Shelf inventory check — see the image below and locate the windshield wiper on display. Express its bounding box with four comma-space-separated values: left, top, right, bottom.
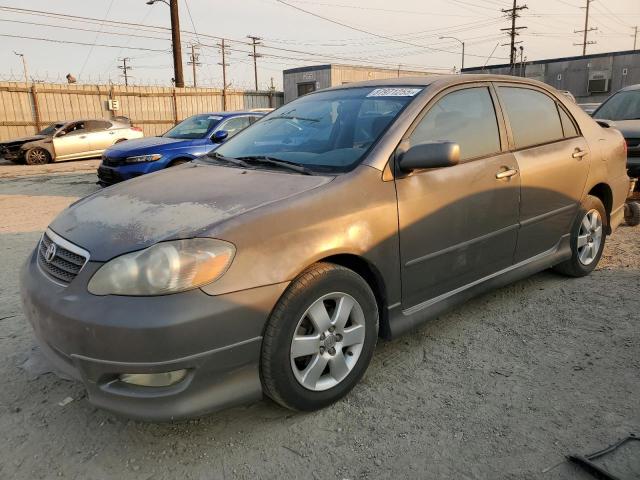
206, 151, 251, 168
236, 156, 315, 175
264, 115, 319, 123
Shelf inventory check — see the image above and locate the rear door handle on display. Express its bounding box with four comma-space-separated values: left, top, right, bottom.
572, 148, 588, 159
496, 168, 518, 179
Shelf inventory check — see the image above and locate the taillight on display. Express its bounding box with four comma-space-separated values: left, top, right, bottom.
132, 126, 143, 132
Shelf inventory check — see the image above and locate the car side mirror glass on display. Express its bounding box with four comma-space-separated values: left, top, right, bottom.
397, 141, 460, 172
212, 130, 229, 143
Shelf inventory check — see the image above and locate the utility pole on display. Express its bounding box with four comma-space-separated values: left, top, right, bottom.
574, 0, 597, 56
519, 46, 525, 77
501, 0, 528, 70
187, 44, 201, 88
217, 39, 229, 110
13, 51, 29, 83
118, 57, 132, 86
146, 0, 184, 87
247, 35, 262, 91
439, 36, 465, 71
633, 26, 638, 50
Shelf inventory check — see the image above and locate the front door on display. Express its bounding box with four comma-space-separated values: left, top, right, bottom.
395, 85, 521, 308
53, 121, 91, 159
495, 85, 591, 261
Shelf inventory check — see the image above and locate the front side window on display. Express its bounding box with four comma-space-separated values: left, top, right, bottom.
593, 89, 640, 121
39, 123, 64, 136
214, 86, 421, 172
409, 87, 501, 161
499, 87, 564, 149
219, 117, 251, 138
163, 115, 222, 140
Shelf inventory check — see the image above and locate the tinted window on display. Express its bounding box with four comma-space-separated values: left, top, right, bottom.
558, 106, 578, 138
409, 87, 501, 161
85, 120, 112, 131
499, 87, 564, 149
220, 116, 251, 138
593, 89, 640, 121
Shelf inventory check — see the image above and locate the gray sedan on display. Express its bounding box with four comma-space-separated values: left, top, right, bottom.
20, 75, 628, 420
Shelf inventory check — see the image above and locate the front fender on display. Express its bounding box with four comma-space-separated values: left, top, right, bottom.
21, 139, 54, 157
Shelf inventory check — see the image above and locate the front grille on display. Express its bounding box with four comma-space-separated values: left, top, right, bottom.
37, 232, 87, 285
97, 166, 124, 185
102, 155, 124, 167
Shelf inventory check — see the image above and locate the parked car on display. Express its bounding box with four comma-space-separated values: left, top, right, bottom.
21, 75, 628, 421
592, 84, 640, 180
0, 118, 143, 165
97, 111, 264, 186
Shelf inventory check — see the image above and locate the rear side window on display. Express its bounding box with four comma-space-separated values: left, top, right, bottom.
409, 87, 501, 161
499, 87, 564, 149
557, 106, 578, 138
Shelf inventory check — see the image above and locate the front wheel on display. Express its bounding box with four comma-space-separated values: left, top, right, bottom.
24, 147, 51, 165
260, 263, 378, 411
554, 195, 607, 277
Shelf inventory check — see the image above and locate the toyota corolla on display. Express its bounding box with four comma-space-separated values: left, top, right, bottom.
21, 75, 628, 421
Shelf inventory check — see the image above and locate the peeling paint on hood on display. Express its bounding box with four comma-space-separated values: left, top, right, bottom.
49, 163, 333, 261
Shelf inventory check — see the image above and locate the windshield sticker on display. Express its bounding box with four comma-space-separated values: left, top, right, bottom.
367, 88, 422, 98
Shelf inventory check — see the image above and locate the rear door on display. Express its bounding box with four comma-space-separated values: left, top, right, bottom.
495, 84, 590, 261
87, 120, 116, 152
395, 84, 521, 308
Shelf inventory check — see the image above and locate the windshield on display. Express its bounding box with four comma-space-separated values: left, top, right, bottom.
594, 89, 640, 121
39, 123, 64, 136
163, 114, 223, 139
214, 86, 422, 172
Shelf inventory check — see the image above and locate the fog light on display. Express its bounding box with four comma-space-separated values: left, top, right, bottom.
119, 369, 187, 387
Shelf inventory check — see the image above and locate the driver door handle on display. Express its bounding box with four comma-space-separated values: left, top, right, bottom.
496, 168, 518, 179
572, 148, 588, 159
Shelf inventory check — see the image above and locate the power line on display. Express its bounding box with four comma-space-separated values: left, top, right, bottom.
78, 0, 115, 78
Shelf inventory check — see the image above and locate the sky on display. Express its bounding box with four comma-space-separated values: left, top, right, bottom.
0, 0, 639, 90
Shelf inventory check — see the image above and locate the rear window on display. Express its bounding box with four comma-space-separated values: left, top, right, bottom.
557, 106, 578, 138
499, 87, 564, 149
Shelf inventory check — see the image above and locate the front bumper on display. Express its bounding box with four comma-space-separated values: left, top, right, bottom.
20, 246, 288, 421
97, 160, 167, 186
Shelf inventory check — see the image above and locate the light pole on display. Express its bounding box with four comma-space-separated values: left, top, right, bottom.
439, 36, 465, 71
146, 0, 184, 88
13, 51, 29, 83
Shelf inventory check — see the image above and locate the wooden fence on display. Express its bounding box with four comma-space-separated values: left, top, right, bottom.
0, 82, 284, 141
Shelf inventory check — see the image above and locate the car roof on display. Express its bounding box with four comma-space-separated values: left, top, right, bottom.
321, 74, 561, 92
619, 83, 640, 92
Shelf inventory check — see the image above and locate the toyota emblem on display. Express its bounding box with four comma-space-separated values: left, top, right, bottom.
44, 243, 57, 263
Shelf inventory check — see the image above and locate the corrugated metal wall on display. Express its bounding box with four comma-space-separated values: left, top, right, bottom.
0, 82, 284, 141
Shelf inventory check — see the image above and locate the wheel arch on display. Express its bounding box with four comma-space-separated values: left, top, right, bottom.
166, 156, 194, 167
586, 182, 613, 233
318, 253, 391, 339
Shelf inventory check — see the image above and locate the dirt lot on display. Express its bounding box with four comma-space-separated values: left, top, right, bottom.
0, 164, 638, 480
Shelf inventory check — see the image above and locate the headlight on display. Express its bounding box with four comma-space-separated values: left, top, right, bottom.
125, 153, 162, 163
88, 238, 235, 296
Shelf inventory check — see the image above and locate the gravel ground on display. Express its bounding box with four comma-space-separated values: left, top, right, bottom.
0, 170, 638, 480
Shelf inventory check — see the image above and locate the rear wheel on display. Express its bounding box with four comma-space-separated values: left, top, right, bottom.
260, 263, 378, 411
624, 202, 640, 227
24, 147, 51, 165
554, 195, 607, 277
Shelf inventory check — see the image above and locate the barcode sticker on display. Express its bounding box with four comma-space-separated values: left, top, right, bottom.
367, 88, 422, 97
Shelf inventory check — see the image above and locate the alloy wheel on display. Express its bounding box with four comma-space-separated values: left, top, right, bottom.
577, 208, 603, 266
290, 292, 366, 391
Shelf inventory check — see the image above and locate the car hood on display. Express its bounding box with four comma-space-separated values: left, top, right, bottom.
49, 162, 333, 261
596, 119, 640, 138
106, 136, 206, 156
0, 135, 48, 147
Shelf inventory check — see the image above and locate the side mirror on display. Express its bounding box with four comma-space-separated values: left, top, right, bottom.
56, 130, 66, 137
397, 141, 460, 172
212, 130, 229, 143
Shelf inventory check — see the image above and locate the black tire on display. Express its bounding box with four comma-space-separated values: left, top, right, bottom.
168, 158, 190, 167
260, 262, 378, 411
554, 195, 607, 277
24, 147, 51, 165
624, 201, 640, 227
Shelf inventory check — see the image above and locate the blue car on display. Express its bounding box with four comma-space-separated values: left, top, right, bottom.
97, 111, 265, 186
